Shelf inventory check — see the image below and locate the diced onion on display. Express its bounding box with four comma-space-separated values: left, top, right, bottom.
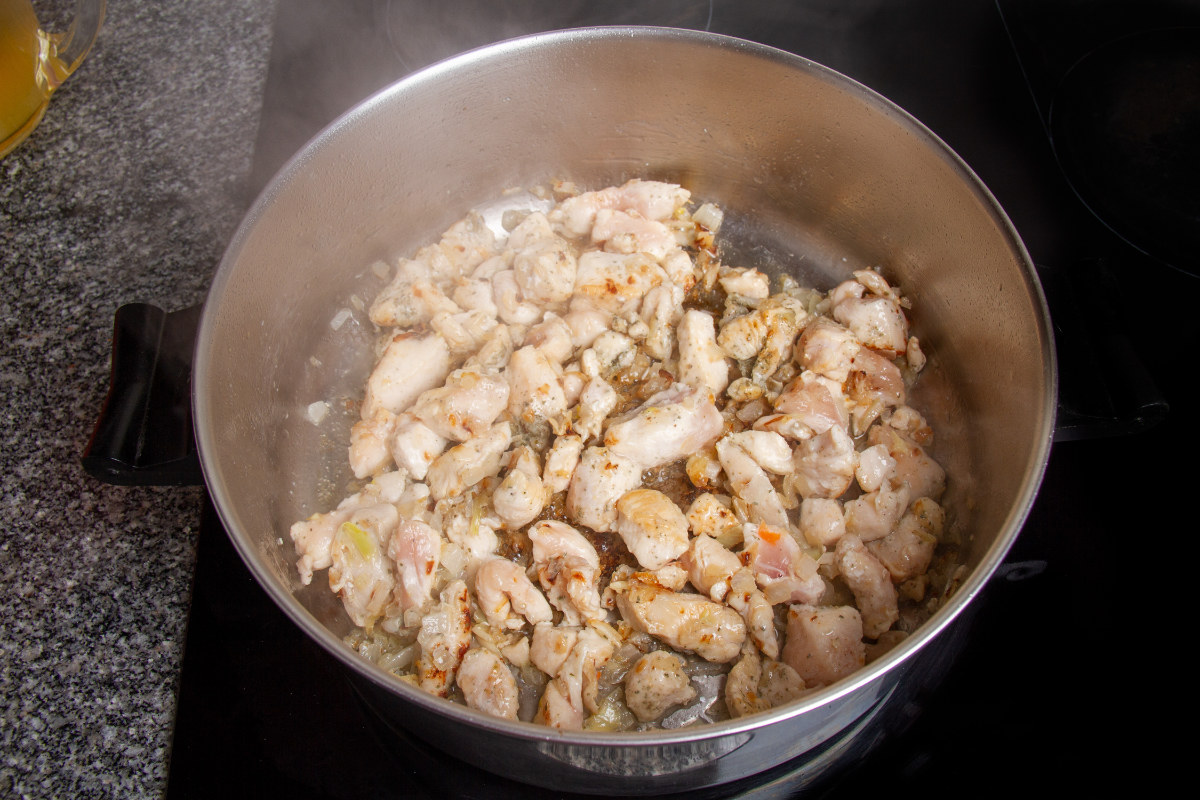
305, 401, 329, 425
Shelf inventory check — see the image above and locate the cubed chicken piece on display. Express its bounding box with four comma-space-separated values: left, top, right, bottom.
528, 520, 605, 625
752, 413, 816, 442
525, 313, 575, 364
533, 626, 615, 730
474, 556, 554, 630
846, 347, 906, 408
462, 322, 516, 373
842, 484, 910, 543
832, 289, 908, 356
855, 443, 897, 493
436, 492, 499, 566
430, 309, 499, 358
679, 534, 742, 602
389, 412, 448, 482
361, 332, 452, 419
542, 434, 584, 494
834, 534, 899, 639
615, 489, 691, 571
798, 497, 846, 548
328, 504, 399, 629
794, 318, 860, 384
685, 447, 724, 492
412, 368, 510, 442
290, 507, 350, 586
725, 567, 781, 659
722, 430, 794, 475
615, 179, 692, 221
530, 622, 579, 679
437, 210, 499, 277
348, 408, 397, 479
457, 648, 520, 720
562, 297, 612, 350
661, 249, 698, 291
493, 446, 548, 530
491, 269, 541, 326
513, 236, 577, 305
580, 330, 636, 379
506, 345, 569, 432
387, 517, 442, 613
791, 426, 856, 500
506, 208, 556, 250
451, 277, 498, 319
369, 250, 459, 328
725, 645, 806, 719
624, 650, 697, 723
416, 580, 472, 698
773, 370, 849, 435
425, 421, 512, 501
614, 578, 746, 664
573, 251, 667, 316
715, 434, 790, 530
867, 425, 946, 501
685, 493, 741, 545
565, 446, 644, 533
592, 208, 677, 261
866, 498, 943, 582
781, 604, 866, 687
639, 282, 685, 361
676, 309, 730, 396
605, 382, 724, 469
741, 522, 825, 605
290, 472, 411, 585
574, 376, 618, 443
718, 267, 770, 300
550, 179, 690, 237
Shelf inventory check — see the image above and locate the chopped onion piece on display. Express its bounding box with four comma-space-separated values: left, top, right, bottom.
305, 401, 329, 425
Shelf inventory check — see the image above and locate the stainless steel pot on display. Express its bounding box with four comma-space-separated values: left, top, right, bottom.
192, 26, 1055, 795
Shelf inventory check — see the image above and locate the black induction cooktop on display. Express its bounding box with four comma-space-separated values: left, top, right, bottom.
157, 1, 1187, 797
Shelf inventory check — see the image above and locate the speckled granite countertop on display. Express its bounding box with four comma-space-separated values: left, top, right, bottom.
1, 2, 276, 796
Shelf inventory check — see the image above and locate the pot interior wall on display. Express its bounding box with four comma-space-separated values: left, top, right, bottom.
196, 27, 1052, 715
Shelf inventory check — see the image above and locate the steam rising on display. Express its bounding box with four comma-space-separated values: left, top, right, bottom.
250, 0, 714, 192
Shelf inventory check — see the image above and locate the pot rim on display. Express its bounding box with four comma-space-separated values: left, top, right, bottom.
194, 24, 1057, 746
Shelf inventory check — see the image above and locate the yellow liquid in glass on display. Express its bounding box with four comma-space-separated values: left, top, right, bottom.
1, 0, 53, 156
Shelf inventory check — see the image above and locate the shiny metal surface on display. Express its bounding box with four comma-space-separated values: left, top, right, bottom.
192, 27, 1055, 794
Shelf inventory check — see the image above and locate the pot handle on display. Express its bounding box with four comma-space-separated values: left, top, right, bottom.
1047, 258, 1168, 442
81, 302, 205, 486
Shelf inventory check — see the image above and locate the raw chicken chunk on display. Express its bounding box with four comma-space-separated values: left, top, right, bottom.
361, 332, 451, 419
725, 644, 806, 718
415, 580, 472, 697
565, 446, 644, 533
834, 534, 898, 639
624, 650, 697, 722
475, 556, 554, 630
457, 648, 520, 720
676, 309, 731, 396
615, 489, 691, 571
614, 577, 746, 664
781, 604, 866, 687
412, 368, 510, 442
328, 505, 398, 629
425, 421, 512, 501
388, 517, 442, 613
528, 520, 605, 625
605, 382, 724, 469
